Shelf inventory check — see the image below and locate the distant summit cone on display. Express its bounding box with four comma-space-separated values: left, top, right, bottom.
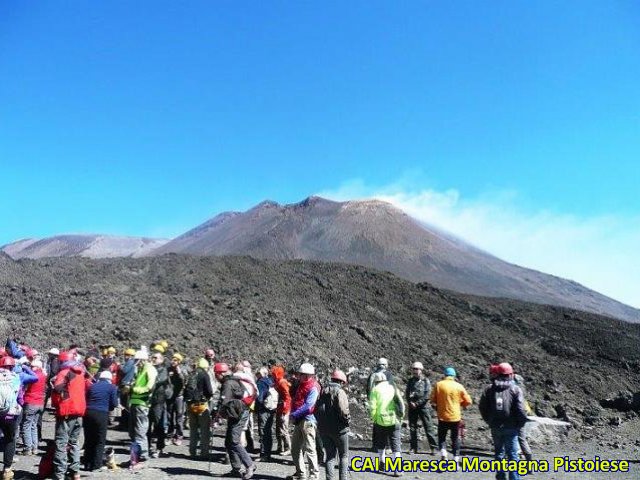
151, 196, 639, 322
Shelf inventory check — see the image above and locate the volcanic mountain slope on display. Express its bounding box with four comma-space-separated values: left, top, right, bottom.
1, 255, 639, 431
2, 235, 168, 259
152, 196, 640, 323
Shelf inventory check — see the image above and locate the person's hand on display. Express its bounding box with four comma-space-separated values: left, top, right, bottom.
409, 402, 417, 409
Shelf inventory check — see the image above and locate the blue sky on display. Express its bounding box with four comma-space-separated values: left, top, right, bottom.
1, 2, 639, 306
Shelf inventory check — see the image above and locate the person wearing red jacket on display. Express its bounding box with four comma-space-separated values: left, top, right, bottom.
271, 365, 292, 455
21, 359, 47, 455
51, 351, 90, 480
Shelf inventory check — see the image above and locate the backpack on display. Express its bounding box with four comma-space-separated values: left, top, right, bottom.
316, 385, 348, 431
264, 386, 279, 411
38, 441, 56, 479
0, 369, 20, 417
184, 371, 203, 403
236, 376, 257, 407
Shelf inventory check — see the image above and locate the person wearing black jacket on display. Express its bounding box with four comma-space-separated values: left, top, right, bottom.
405, 362, 437, 454
479, 363, 529, 480
147, 353, 172, 458
167, 353, 186, 445
317, 370, 351, 480
185, 358, 213, 459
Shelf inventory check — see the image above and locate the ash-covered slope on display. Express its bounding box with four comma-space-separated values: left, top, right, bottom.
3, 235, 168, 259
152, 197, 640, 323
1, 255, 639, 429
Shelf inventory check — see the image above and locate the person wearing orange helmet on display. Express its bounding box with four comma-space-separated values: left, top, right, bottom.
316, 369, 351, 480
479, 362, 529, 480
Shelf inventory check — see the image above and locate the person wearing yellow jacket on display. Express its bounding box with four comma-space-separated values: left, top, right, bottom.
128, 350, 158, 468
369, 372, 405, 477
430, 367, 472, 463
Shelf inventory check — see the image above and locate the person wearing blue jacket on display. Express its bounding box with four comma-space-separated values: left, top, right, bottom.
256, 367, 276, 461
84, 371, 119, 471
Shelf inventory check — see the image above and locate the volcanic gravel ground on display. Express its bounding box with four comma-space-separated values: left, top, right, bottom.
6, 409, 639, 479
1, 255, 639, 447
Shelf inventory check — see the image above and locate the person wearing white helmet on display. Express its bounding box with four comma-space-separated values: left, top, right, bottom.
405, 361, 437, 454
367, 357, 395, 395
84, 370, 119, 471
369, 371, 405, 477
128, 350, 157, 469
286, 363, 320, 480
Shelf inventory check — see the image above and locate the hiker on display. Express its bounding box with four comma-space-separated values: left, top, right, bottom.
479, 362, 529, 480
405, 361, 437, 454
256, 366, 278, 461
216, 362, 256, 479
317, 369, 351, 480
51, 351, 89, 480
203, 349, 220, 416
83, 370, 119, 471
367, 357, 394, 395
118, 348, 136, 427
167, 352, 186, 445
271, 365, 292, 455
369, 371, 405, 477
238, 361, 257, 453
21, 358, 47, 456
287, 363, 320, 480
185, 358, 214, 459
0, 356, 37, 480
148, 352, 171, 458
128, 349, 157, 469
513, 370, 533, 461
430, 366, 472, 463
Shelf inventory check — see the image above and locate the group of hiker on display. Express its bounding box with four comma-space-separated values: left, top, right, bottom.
0, 338, 533, 480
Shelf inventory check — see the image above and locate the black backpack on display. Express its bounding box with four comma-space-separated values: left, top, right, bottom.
316, 385, 347, 432
184, 371, 203, 403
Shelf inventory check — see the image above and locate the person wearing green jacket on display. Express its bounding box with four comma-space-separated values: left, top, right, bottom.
369, 372, 405, 477
128, 350, 158, 468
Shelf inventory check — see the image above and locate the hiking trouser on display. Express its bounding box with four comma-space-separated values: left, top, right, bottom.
242, 411, 255, 451
226, 410, 254, 471
322, 431, 349, 480
276, 413, 291, 452
408, 407, 437, 451
0, 417, 18, 469
23, 404, 43, 452
372, 423, 401, 453
437, 420, 460, 456
518, 426, 532, 460
83, 409, 109, 471
129, 405, 150, 461
187, 407, 211, 457
257, 410, 275, 457
491, 427, 521, 480
291, 419, 319, 478
168, 395, 185, 438
54, 415, 81, 480
147, 403, 167, 453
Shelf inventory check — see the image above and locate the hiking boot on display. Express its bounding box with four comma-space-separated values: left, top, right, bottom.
131, 461, 147, 471
2, 469, 14, 480
172, 437, 183, 446
280, 450, 291, 456
150, 450, 164, 459
439, 449, 448, 460
223, 469, 242, 478
243, 464, 256, 480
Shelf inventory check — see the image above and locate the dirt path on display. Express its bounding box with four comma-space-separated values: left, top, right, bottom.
7, 411, 638, 479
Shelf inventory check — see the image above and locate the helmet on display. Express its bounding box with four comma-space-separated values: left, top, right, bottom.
124, 348, 136, 356
242, 360, 251, 368
411, 361, 424, 370
28, 349, 39, 358
489, 364, 500, 377
444, 367, 457, 377
377, 358, 388, 367
0, 357, 16, 368
59, 351, 73, 363
298, 363, 315, 375
152, 344, 165, 354
48, 348, 60, 356
172, 353, 184, 363
214, 362, 229, 374
99, 370, 113, 381
198, 358, 209, 370
331, 369, 347, 384
372, 371, 386, 383
205, 348, 215, 358
134, 350, 149, 361
101, 348, 109, 356
497, 362, 514, 375
0, 348, 6, 357
159, 340, 169, 349
107, 347, 116, 355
